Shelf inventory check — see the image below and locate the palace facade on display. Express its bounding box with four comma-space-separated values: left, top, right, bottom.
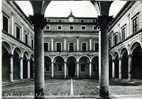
43, 14, 99, 79
2, 0, 34, 82
108, 1, 142, 80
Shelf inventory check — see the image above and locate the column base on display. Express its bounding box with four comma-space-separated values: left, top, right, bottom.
35, 88, 45, 99
99, 86, 110, 99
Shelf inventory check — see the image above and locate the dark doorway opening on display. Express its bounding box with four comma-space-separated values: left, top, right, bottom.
67, 57, 76, 78
132, 43, 142, 79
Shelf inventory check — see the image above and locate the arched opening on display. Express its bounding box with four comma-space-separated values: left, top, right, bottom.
30, 56, 34, 79
79, 56, 90, 78
92, 56, 99, 79
121, 49, 128, 79
13, 48, 21, 80
44, 56, 51, 79
67, 56, 76, 78
114, 53, 119, 78
23, 52, 28, 79
54, 56, 64, 78
131, 43, 142, 79
109, 55, 112, 79
2, 42, 10, 82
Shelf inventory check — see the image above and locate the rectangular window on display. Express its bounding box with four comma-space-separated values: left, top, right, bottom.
114, 35, 117, 45
82, 43, 87, 51
58, 64, 62, 71
69, 43, 74, 52
58, 26, 62, 30
16, 26, 21, 40
3, 15, 8, 33
121, 25, 126, 41
132, 16, 138, 34
25, 34, 28, 44
44, 43, 49, 51
81, 26, 86, 30
57, 43, 61, 52
95, 42, 98, 52
31, 39, 34, 48
70, 26, 74, 30
81, 64, 85, 72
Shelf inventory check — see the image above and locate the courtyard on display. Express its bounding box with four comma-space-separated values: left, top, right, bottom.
2, 79, 142, 99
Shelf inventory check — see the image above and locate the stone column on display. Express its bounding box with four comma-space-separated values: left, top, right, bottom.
89, 62, 92, 78
128, 54, 132, 80
51, 60, 54, 78
20, 57, 23, 79
98, 15, 113, 98
77, 37, 79, 51
64, 62, 67, 78
10, 54, 14, 82
76, 61, 79, 78
51, 38, 54, 51
64, 39, 67, 51
30, 15, 46, 98
119, 57, 122, 79
112, 60, 115, 78
27, 59, 31, 79
89, 39, 92, 51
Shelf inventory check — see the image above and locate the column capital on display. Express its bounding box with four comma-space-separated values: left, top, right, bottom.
29, 14, 47, 29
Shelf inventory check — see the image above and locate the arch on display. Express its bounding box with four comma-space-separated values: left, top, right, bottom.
131, 42, 142, 54
54, 56, 64, 78
2, 41, 11, 54
2, 43, 11, 82
13, 47, 21, 56
121, 48, 128, 79
79, 56, 90, 78
114, 52, 119, 78
78, 55, 91, 62
67, 56, 76, 78
23, 52, 28, 79
92, 56, 99, 79
13, 48, 21, 80
131, 43, 142, 79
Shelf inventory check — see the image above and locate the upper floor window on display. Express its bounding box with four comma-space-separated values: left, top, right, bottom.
93, 25, 97, 30
109, 38, 111, 48
31, 39, 34, 48
114, 34, 118, 45
69, 43, 74, 52
44, 43, 49, 51
81, 20, 84, 23
16, 26, 21, 40
121, 25, 126, 41
82, 43, 87, 51
70, 26, 74, 30
25, 34, 28, 44
56, 42, 61, 52
132, 16, 138, 34
57, 26, 62, 30
46, 26, 50, 30
3, 15, 9, 33
95, 42, 99, 52
81, 26, 86, 30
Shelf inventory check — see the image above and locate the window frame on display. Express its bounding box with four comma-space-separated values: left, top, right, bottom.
81, 42, 87, 52
56, 42, 62, 52
68, 42, 74, 52
15, 24, 21, 40
44, 42, 49, 52
3, 14, 9, 33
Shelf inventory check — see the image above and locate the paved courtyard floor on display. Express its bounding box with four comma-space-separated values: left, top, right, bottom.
2, 79, 142, 99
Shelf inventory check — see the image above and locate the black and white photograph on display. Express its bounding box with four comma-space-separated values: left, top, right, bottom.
1, 0, 142, 99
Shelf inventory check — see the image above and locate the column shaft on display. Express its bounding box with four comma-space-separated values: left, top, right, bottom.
20, 57, 23, 79
77, 62, 79, 78
89, 62, 92, 78
128, 54, 132, 80
10, 55, 14, 82
28, 60, 30, 79
112, 60, 115, 78
119, 58, 122, 79
64, 62, 67, 78
51, 62, 54, 78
